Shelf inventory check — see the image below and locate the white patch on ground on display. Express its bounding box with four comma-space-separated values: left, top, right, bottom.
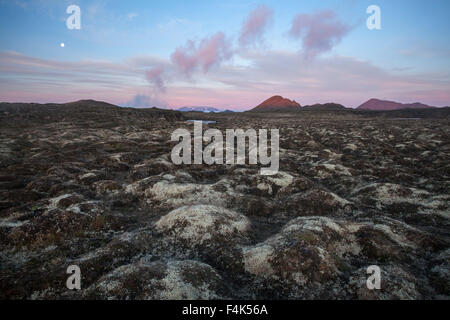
125, 176, 156, 196
313, 163, 352, 178
288, 216, 345, 234
329, 192, 352, 206
146, 179, 236, 207
78, 172, 96, 180
323, 149, 342, 160
47, 193, 74, 210
256, 171, 294, 194
352, 183, 432, 209
155, 205, 250, 245
379, 184, 449, 218
373, 224, 416, 249
242, 245, 275, 276
241, 216, 363, 281
90, 259, 222, 300
418, 195, 450, 218
344, 143, 358, 151
162, 174, 175, 180
158, 260, 222, 300
65, 201, 103, 217
0, 219, 26, 228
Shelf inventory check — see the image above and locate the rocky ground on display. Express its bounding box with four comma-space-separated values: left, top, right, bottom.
0, 101, 449, 299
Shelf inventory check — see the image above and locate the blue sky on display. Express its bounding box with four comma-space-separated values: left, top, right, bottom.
0, 0, 449, 109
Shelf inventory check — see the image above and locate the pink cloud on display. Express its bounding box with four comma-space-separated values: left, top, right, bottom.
239, 4, 274, 47
145, 66, 165, 92
170, 32, 232, 76
289, 10, 351, 58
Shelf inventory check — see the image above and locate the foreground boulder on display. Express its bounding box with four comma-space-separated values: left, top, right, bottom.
155, 205, 250, 246
241, 216, 442, 299
84, 259, 223, 299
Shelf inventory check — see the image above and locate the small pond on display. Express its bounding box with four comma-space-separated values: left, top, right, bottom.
186, 120, 217, 124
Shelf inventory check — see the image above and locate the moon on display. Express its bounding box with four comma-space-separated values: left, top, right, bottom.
60, 43, 65, 48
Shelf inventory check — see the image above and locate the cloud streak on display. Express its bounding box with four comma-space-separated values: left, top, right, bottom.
289, 10, 351, 58
0, 51, 168, 106
1, 46, 449, 110
239, 4, 273, 48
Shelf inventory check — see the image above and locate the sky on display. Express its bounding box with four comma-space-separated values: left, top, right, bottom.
0, 0, 449, 110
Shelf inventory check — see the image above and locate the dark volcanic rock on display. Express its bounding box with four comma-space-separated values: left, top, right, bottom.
0, 101, 449, 300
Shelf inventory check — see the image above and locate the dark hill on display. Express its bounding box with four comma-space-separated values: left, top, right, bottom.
302, 103, 347, 111
0, 100, 184, 128
358, 98, 435, 111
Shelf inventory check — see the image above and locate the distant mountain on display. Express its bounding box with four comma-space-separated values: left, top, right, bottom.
302, 103, 347, 110
250, 95, 301, 111
177, 106, 222, 113
0, 99, 185, 122
357, 98, 435, 111
355, 107, 450, 119
0, 99, 119, 114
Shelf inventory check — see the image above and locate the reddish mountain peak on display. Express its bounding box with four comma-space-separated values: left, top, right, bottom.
252, 95, 301, 111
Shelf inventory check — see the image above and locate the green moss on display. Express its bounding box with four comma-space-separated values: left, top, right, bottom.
296, 231, 317, 243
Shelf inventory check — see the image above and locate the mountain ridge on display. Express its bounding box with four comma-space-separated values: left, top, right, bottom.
357, 98, 435, 111
302, 103, 347, 110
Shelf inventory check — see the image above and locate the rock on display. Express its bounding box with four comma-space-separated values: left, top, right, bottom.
281, 188, 352, 216
429, 249, 450, 295
349, 265, 422, 299
85, 259, 223, 300
93, 180, 123, 195
1, 101, 449, 300
146, 180, 237, 208
242, 217, 359, 287
256, 171, 294, 195
311, 163, 353, 179
155, 205, 250, 246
